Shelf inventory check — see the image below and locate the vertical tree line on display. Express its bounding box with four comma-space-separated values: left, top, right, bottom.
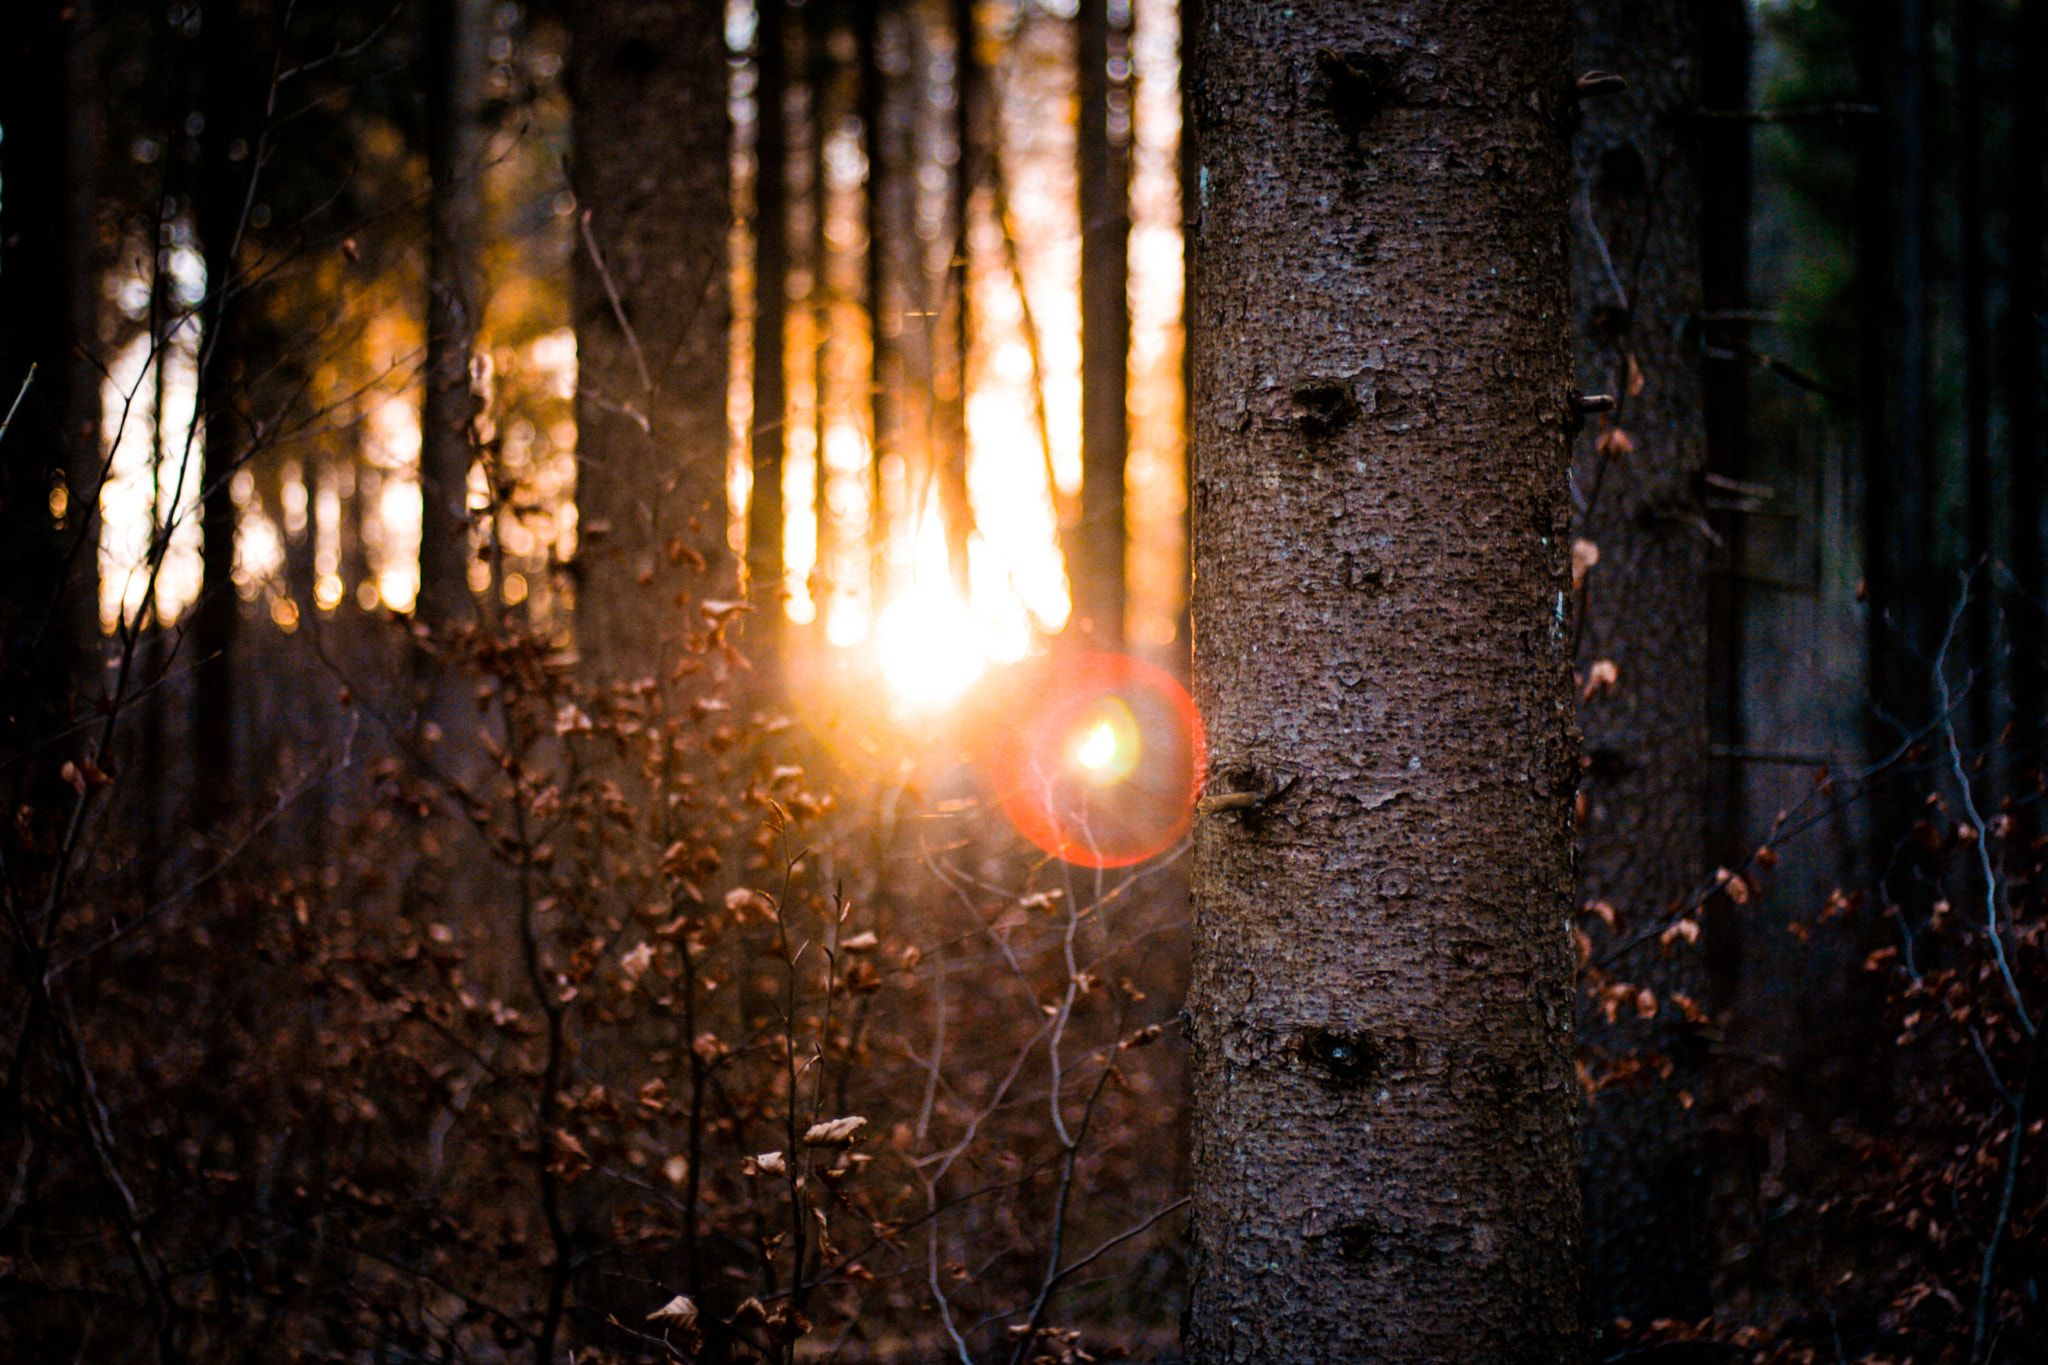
1184, 0, 1582, 1357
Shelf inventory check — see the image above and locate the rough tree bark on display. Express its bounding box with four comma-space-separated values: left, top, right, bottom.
1073, 0, 1130, 651
1568, 0, 1717, 1327
569, 0, 733, 681
1184, 2, 1584, 1359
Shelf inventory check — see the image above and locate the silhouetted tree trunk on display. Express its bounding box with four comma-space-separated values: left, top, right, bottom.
1184, 1, 1582, 1358
1568, 0, 1719, 1330
798, 0, 831, 630
1957, 0, 1993, 748
192, 0, 260, 826
1699, 0, 1751, 925
856, 0, 896, 603
569, 0, 732, 684
0, 0, 104, 765
417, 0, 490, 640
1073, 0, 1129, 651
749, 0, 790, 667
2010, 0, 2044, 788
1856, 0, 1936, 764
937, 0, 977, 597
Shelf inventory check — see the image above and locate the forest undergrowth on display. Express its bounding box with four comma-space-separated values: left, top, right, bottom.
8, 569, 2045, 1364
1, 402, 2042, 1365
2, 531, 1197, 1363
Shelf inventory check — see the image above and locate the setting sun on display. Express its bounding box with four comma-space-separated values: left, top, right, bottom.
874, 584, 985, 706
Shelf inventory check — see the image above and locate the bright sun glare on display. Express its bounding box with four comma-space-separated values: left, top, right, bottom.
1075, 721, 1118, 771
875, 585, 986, 706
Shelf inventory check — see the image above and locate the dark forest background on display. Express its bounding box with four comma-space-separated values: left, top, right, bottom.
1, 0, 2044, 1360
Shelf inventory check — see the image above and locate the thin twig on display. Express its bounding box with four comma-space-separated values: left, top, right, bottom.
575, 204, 656, 411
1931, 570, 2034, 1037
0, 362, 34, 446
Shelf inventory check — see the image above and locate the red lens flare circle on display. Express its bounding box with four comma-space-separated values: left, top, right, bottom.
981, 653, 1204, 868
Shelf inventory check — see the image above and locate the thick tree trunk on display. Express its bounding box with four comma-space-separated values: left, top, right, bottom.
417, 0, 491, 639
1568, 0, 1716, 1328
1184, 3, 1583, 1359
569, 0, 733, 682
1073, 0, 1130, 652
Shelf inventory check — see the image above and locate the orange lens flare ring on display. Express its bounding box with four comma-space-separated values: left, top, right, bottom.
982, 654, 1204, 868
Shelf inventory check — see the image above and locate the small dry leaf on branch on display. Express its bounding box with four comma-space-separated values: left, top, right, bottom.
1570, 538, 1600, 590
1120, 1024, 1165, 1050
746, 1151, 788, 1176
1595, 426, 1636, 460
620, 942, 656, 983
1659, 918, 1701, 947
839, 930, 880, 954
803, 1116, 867, 1147
1626, 353, 1646, 397
1580, 659, 1620, 701
647, 1295, 699, 1328
549, 1130, 591, 1183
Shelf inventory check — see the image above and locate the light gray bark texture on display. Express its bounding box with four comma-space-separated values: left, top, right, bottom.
1184, 1, 1586, 1360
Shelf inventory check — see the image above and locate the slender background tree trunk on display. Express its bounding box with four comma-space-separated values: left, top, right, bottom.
937, 0, 978, 599
857, 0, 897, 606
0, 0, 103, 765
1074, 0, 1130, 652
192, 0, 258, 828
417, 0, 490, 642
1568, 0, 1717, 1328
1184, 2, 1583, 1358
749, 0, 790, 656
2009, 0, 2044, 798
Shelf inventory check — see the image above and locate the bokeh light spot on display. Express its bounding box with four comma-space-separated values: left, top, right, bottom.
1076, 721, 1118, 772
976, 653, 1202, 868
